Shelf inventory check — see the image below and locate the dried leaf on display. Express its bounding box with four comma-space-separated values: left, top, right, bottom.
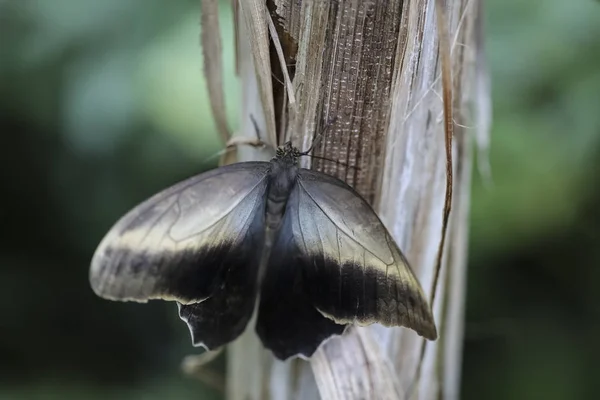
200, 0, 231, 144
412, 0, 456, 393
238, 0, 278, 146
265, 10, 296, 108
432, 0, 455, 320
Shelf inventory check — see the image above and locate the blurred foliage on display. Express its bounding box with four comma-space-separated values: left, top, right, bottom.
0, 0, 598, 399
466, 1, 600, 400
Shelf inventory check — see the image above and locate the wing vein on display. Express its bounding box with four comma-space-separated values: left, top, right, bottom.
295, 191, 309, 253
298, 179, 388, 264
165, 176, 267, 243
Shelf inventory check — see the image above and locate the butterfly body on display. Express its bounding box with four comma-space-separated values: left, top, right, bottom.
264, 145, 299, 231
90, 142, 436, 360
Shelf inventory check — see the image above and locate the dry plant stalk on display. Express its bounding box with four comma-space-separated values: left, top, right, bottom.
200, 0, 231, 144
198, 0, 488, 399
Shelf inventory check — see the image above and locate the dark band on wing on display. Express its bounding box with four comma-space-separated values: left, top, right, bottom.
100, 243, 236, 303
256, 270, 347, 359
90, 162, 270, 305
177, 201, 266, 349
256, 211, 347, 360
178, 249, 261, 350
302, 256, 438, 340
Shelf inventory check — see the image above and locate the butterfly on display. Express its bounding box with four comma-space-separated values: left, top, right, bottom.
89, 142, 437, 360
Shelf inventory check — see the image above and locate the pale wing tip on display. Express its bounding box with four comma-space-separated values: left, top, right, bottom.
88, 251, 151, 304
89, 271, 150, 304
88, 255, 110, 298
408, 305, 438, 340
89, 254, 201, 305
89, 250, 115, 299
88, 238, 115, 296
330, 308, 438, 340
418, 319, 438, 341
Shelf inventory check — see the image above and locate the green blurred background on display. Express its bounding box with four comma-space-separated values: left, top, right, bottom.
1, 0, 599, 399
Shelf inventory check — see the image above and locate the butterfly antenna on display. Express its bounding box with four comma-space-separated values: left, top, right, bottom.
300, 116, 338, 156
299, 135, 322, 156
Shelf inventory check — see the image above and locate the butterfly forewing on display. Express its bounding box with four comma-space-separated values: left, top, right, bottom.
256, 169, 436, 358
299, 170, 436, 338
90, 161, 270, 304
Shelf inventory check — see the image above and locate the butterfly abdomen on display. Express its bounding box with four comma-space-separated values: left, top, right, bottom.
265, 195, 287, 230
265, 160, 298, 230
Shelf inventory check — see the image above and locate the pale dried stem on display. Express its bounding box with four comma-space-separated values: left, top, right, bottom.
213, 1, 487, 399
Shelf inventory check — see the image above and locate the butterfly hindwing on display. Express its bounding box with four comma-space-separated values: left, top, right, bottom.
176, 189, 267, 350
90, 162, 270, 350
256, 169, 436, 359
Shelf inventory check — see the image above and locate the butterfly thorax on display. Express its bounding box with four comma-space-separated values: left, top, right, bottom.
265, 142, 300, 230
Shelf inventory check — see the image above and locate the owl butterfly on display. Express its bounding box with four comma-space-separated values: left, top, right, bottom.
90, 142, 437, 360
